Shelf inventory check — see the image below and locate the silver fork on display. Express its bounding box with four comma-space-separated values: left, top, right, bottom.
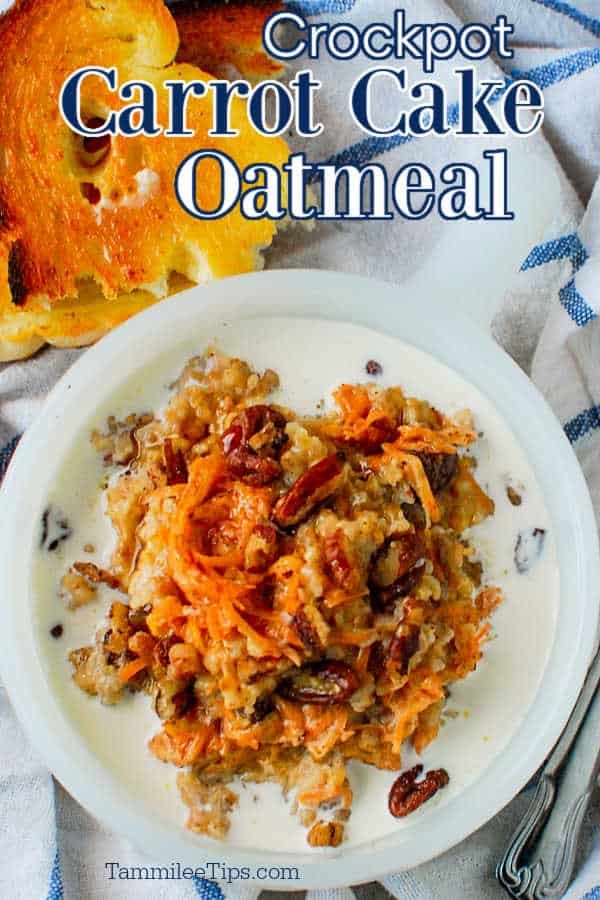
497, 647, 600, 898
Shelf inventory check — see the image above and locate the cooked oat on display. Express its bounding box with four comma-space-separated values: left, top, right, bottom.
60, 569, 97, 609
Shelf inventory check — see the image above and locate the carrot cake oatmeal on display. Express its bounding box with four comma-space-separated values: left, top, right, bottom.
62, 349, 503, 845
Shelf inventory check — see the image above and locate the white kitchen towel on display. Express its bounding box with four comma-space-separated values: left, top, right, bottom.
0, 1, 599, 899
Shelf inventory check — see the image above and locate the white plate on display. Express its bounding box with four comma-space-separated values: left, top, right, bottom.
0, 270, 598, 888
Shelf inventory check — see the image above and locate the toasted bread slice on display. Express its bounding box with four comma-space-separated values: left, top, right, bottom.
174, 1, 285, 82
0, 0, 289, 360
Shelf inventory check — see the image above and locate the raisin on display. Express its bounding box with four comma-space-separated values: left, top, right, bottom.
366, 360, 383, 376
250, 695, 275, 723
417, 453, 458, 493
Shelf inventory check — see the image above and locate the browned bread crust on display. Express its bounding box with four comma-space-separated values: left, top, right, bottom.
0, 0, 289, 360
174, 1, 285, 82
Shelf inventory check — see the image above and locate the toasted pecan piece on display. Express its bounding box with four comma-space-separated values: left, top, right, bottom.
388, 764, 449, 818
307, 819, 344, 847
163, 438, 188, 485
72, 561, 121, 590
272, 454, 345, 528
279, 660, 359, 704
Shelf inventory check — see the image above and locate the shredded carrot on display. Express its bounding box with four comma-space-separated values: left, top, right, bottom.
391, 424, 475, 454
323, 587, 367, 609
304, 707, 352, 761
119, 656, 150, 683
381, 446, 441, 525
333, 384, 373, 422
275, 697, 305, 745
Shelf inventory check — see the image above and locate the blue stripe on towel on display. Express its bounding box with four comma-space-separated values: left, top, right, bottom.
559, 278, 597, 327
512, 48, 600, 90
194, 879, 225, 899
564, 405, 600, 444
0, 435, 19, 480
529, 0, 600, 38
311, 49, 594, 173
521, 232, 588, 273
582, 887, 600, 899
287, 0, 357, 15
46, 850, 64, 900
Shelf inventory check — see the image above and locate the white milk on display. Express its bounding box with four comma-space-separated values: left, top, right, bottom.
33, 318, 558, 852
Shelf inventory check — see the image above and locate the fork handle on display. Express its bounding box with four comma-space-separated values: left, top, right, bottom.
497, 649, 600, 898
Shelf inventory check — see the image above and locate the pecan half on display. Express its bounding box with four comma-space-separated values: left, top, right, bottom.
388, 764, 449, 818
366, 359, 383, 376
417, 452, 458, 494
291, 609, 322, 652
164, 438, 188, 485
223, 405, 287, 485
279, 660, 359, 704
272, 454, 344, 528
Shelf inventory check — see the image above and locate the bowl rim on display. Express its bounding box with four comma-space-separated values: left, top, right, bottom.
0, 269, 598, 889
